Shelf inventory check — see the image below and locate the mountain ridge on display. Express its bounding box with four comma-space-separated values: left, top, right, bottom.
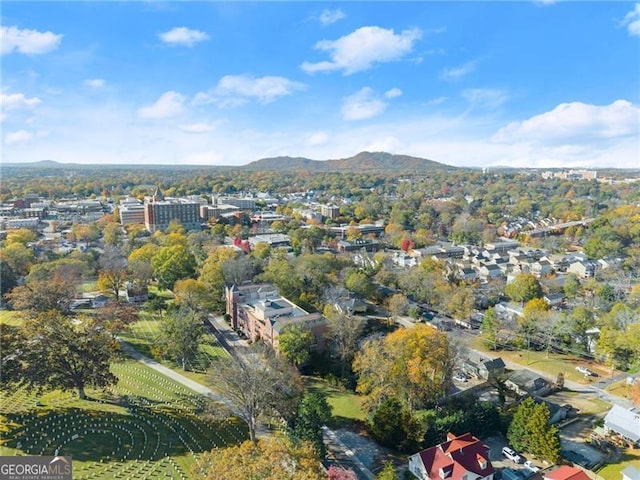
242, 151, 456, 173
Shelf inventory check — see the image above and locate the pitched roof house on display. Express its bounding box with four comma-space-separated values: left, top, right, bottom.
408, 432, 494, 480
621, 465, 640, 480
544, 465, 591, 480
604, 405, 640, 445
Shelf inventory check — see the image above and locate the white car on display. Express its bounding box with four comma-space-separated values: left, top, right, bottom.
453, 372, 468, 383
502, 446, 523, 463
524, 460, 540, 472
575, 366, 594, 376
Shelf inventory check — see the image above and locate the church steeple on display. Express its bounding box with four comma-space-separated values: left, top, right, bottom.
152, 185, 164, 202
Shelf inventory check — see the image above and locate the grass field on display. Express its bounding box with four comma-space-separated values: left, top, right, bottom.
470, 336, 620, 384
0, 310, 23, 327
598, 449, 640, 480
0, 360, 247, 479
606, 379, 637, 401
118, 312, 230, 383
305, 377, 365, 427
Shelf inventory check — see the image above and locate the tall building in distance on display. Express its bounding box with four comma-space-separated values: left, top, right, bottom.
144, 186, 201, 233
321, 204, 340, 220
119, 196, 145, 226
214, 195, 256, 210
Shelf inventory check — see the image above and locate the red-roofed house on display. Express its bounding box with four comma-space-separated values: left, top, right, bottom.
544, 466, 591, 480
408, 432, 494, 480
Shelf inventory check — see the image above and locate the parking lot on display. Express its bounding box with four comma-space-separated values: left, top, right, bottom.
483, 436, 547, 478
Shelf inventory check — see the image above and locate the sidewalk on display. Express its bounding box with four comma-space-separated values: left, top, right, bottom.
118, 341, 237, 412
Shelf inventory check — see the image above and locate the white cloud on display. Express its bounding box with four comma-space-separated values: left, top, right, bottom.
1, 26, 62, 55
159, 27, 210, 46
305, 131, 329, 146
384, 88, 403, 99
341, 87, 388, 121
440, 61, 477, 80
425, 96, 448, 106
179, 122, 217, 134
5, 129, 33, 144
301, 26, 422, 75
1, 92, 41, 110
462, 89, 508, 108
319, 8, 345, 26
621, 3, 640, 36
84, 78, 106, 88
137, 91, 186, 119
195, 74, 306, 106
492, 99, 640, 144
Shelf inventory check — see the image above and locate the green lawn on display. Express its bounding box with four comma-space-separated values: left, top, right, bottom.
305, 377, 365, 426
0, 310, 23, 327
598, 449, 640, 480
118, 311, 230, 383
81, 279, 97, 293
0, 360, 247, 479
471, 337, 620, 385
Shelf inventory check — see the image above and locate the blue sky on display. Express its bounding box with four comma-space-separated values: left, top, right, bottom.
2, 1, 639, 168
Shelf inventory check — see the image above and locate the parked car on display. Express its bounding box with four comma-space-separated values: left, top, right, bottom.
575, 366, 594, 376
453, 372, 468, 383
502, 446, 523, 463
524, 460, 540, 472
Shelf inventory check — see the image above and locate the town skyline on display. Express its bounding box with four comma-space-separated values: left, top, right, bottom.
2, 1, 639, 168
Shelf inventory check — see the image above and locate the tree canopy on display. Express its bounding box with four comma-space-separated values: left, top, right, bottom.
195, 437, 325, 480
2, 312, 119, 399
353, 324, 456, 411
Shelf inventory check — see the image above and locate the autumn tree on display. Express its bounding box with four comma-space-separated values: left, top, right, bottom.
195, 437, 325, 480
7, 273, 78, 314
344, 269, 373, 299
199, 246, 240, 311
0, 242, 35, 277
152, 244, 196, 290
155, 308, 206, 371
259, 253, 301, 300
93, 301, 139, 338
207, 346, 303, 444
103, 222, 122, 247
387, 293, 408, 320
353, 325, 456, 412
173, 278, 208, 311
97, 247, 128, 301
2, 311, 119, 399
376, 462, 397, 480
324, 305, 365, 378
505, 273, 543, 305
5, 228, 37, 246
569, 306, 596, 353
278, 325, 315, 367
327, 466, 358, 480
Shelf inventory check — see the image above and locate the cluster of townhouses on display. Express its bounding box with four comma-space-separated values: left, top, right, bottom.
391, 240, 604, 283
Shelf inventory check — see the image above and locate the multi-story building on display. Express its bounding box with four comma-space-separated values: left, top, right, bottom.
200, 204, 239, 221
215, 196, 256, 210
321, 204, 340, 219
225, 283, 327, 352
144, 187, 201, 233
119, 197, 145, 226
408, 432, 494, 480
